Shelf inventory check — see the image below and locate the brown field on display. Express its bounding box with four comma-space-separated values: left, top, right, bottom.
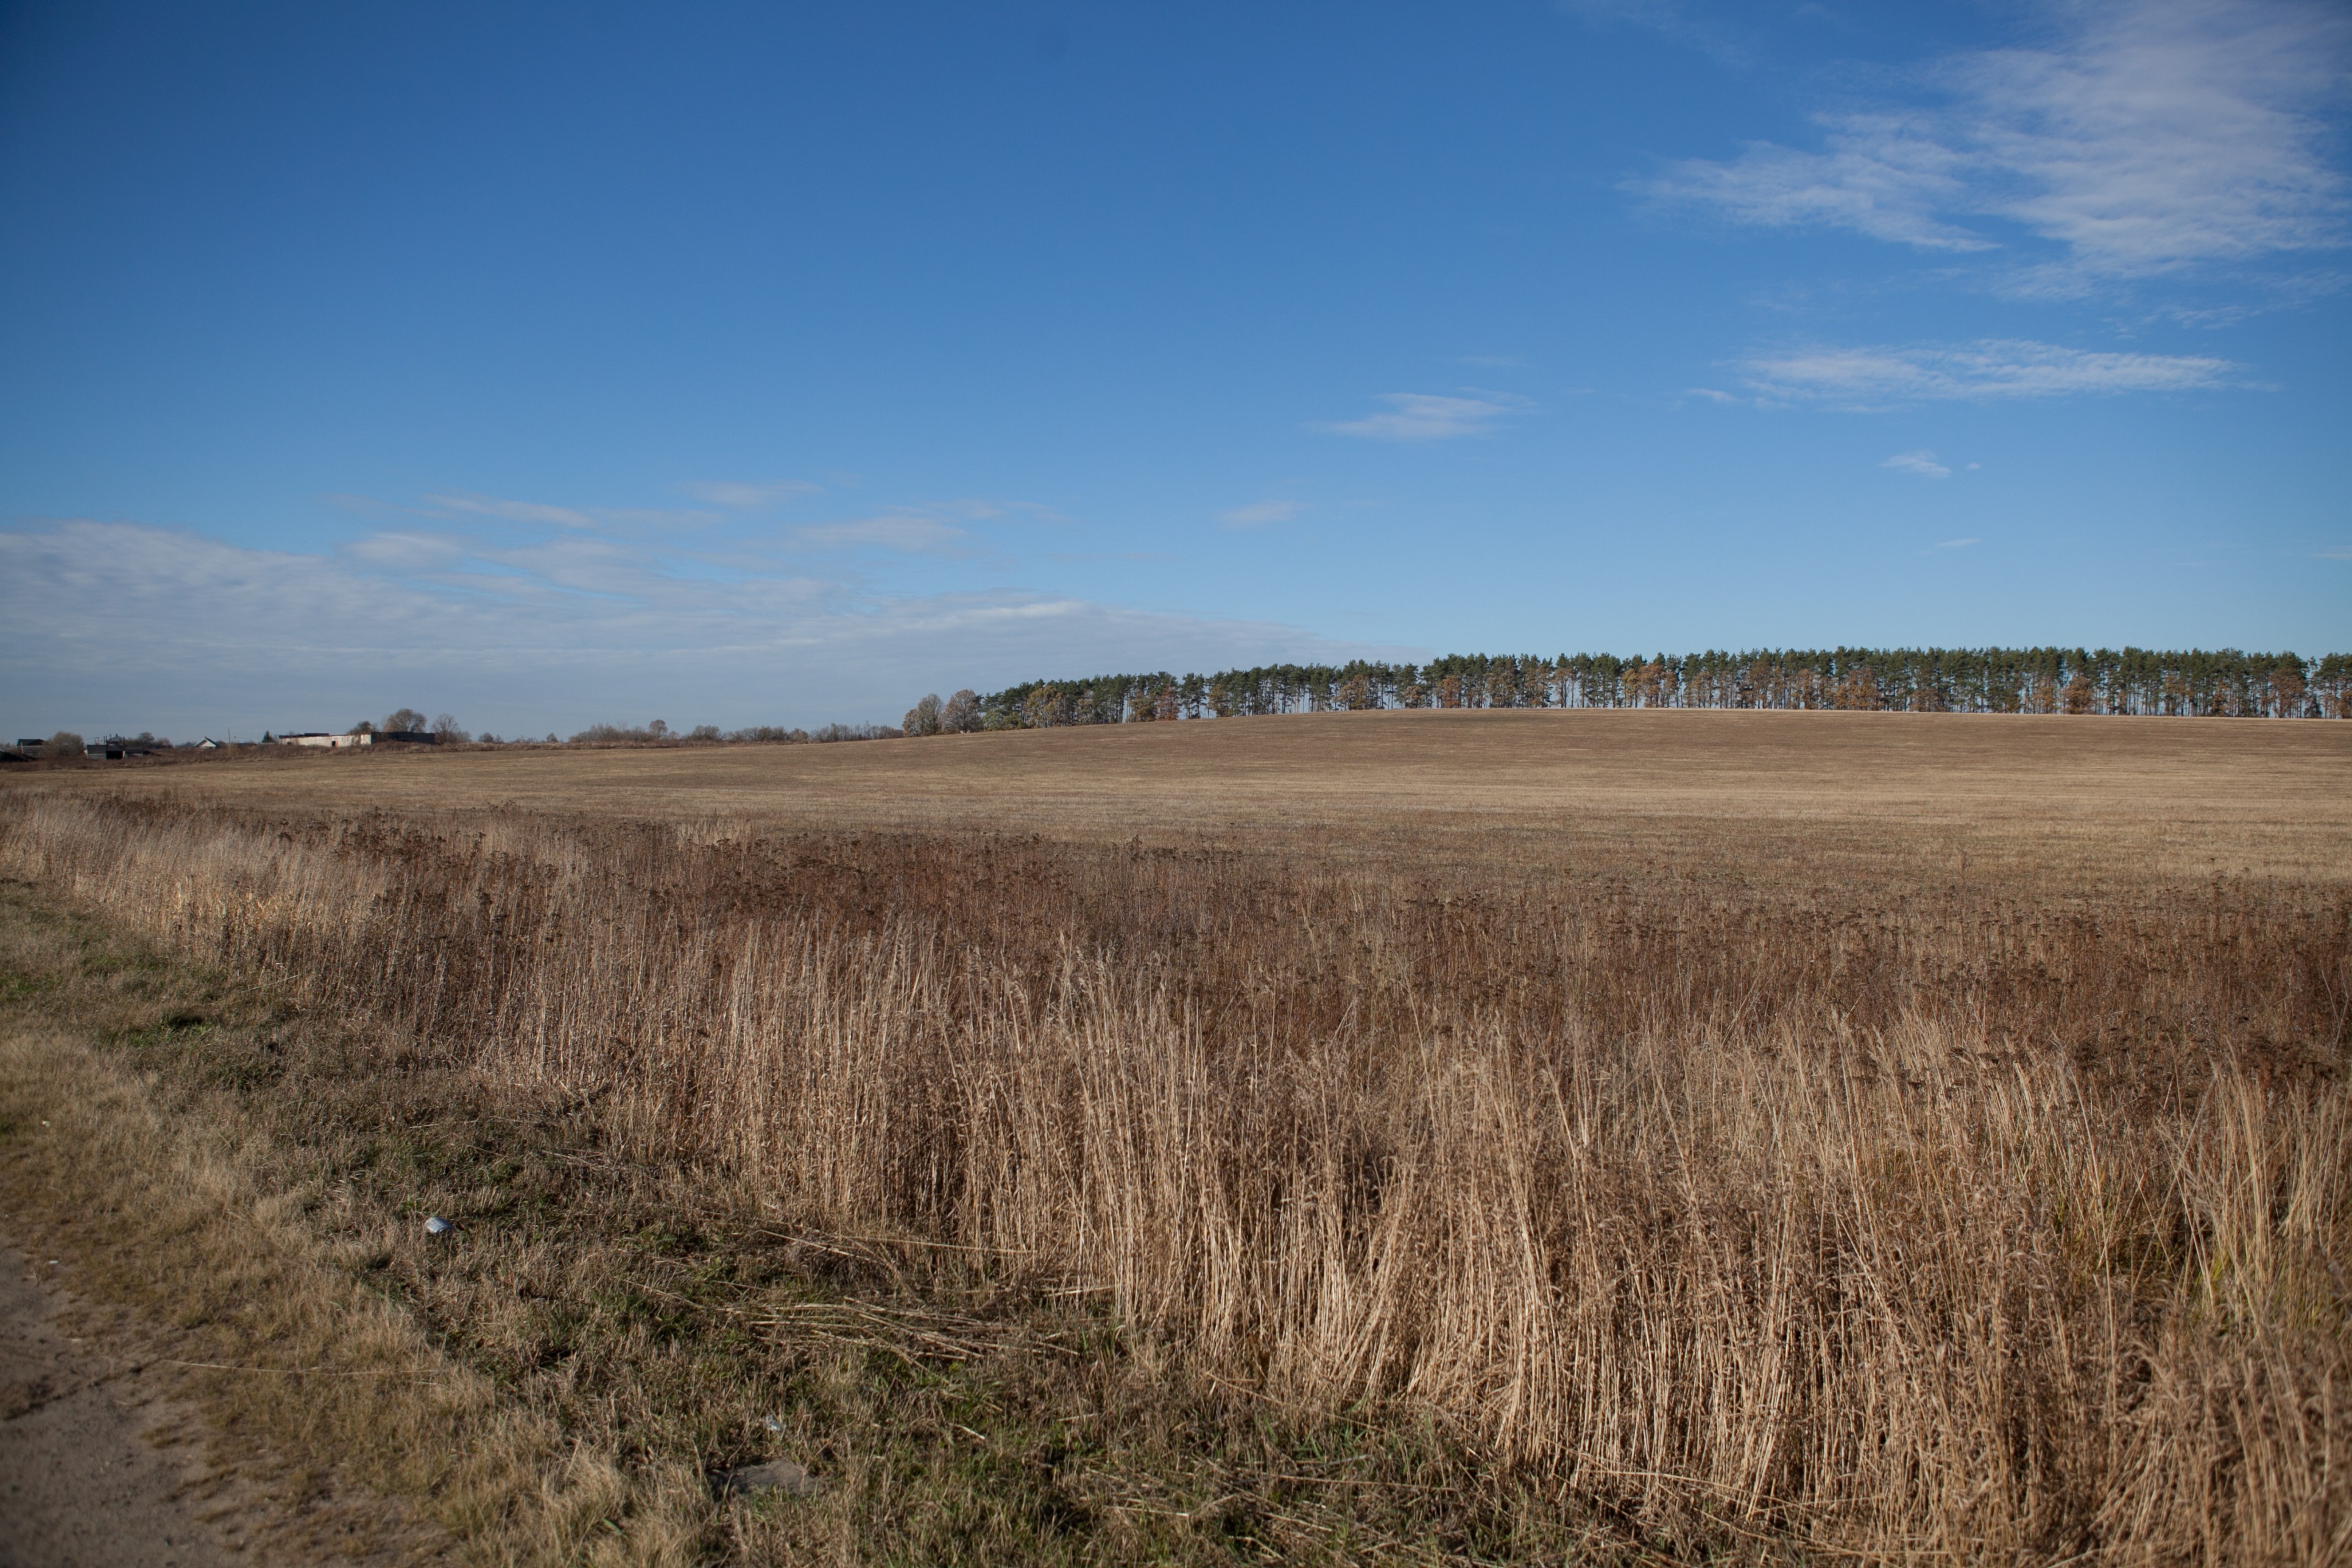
3, 710, 2348, 1564
27, 708, 2352, 864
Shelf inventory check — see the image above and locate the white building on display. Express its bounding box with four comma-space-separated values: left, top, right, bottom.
275, 730, 436, 749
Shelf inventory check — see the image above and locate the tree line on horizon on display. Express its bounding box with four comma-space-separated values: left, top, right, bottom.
46, 649, 2336, 763
894, 647, 2351, 733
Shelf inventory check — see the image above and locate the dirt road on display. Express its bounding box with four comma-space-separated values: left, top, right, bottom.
0, 1244, 231, 1567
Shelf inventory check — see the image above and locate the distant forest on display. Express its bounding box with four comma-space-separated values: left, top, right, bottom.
900, 648, 2351, 733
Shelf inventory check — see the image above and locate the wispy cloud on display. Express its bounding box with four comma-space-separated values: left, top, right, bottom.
320, 492, 431, 518
1219, 500, 1304, 529
1557, 0, 1750, 66
595, 507, 724, 530
1883, 450, 1952, 479
343, 531, 470, 570
1742, 337, 2241, 404
680, 480, 822, 509
1648, 0, 2352, 292
1320, 392, 1527, 441
405, 490, 782, 533
0, 519, 1385, 735
1657, 128, 1994, 252
1934, 536, 1983, 549
372, 491, 719, 532
359, 488, 1009, 561
787, 514, 976, 556
423, 492, 599, 529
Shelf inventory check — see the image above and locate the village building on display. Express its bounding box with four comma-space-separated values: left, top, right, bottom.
275, 731, 436, 749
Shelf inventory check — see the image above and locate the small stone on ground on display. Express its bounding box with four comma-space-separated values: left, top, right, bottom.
713, 1458, 824, 1499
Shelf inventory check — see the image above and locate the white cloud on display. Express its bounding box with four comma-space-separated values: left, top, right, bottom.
1934, 537, 1983, 549
595, 507, 724, 529
1219, 500, 1304, 528
0, 520, 1386, 737
1742, 337, 2241, 404
680, 480, 821, 509
353, 491, 718, 533
343, 531, 470, 569
1883, 450, 1952, 479
424, 492, 599, 528
1320, 392, 1526, 441
320, 492, 427, 518
788, 514, 976, 556
1650, 0, 2352, 289
1558, 0, 1749, 66
1659, 126, 1996, 252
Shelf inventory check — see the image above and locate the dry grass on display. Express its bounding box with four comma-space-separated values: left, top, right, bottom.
29, 708, 2352, 880
3, 710, 2348, 1563
0, 877, 1578, 1567
0, 885, 722, 1566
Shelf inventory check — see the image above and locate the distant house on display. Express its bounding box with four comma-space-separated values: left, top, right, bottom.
276, 730, 436, 749
196, 737, 225, 749
15, 739, 43, 749
84, 739, 155, 760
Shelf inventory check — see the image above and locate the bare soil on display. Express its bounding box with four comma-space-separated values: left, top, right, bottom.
0, 1243, 231, 1567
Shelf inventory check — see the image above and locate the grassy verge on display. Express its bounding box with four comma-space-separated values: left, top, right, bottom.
0, 876, 1649, 1566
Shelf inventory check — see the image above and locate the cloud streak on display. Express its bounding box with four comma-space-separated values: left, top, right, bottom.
787, 514, 978, 556
1557, 0, 1750, 67
680, 480, 822, 509
1882, 450, 1952, 479
1649, 0, 2352, 291
425, 492, 600, 529
1321, 392, 1526, 441
1220, 500, 1304, 528
0, 518, 1385, 736
1742, 337, 2241, 404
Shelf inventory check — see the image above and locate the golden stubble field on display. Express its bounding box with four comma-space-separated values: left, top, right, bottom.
19, 707, 2352, 883
4, 709, 2349, 1564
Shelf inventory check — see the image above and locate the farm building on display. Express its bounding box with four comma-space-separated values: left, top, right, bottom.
276, 730, 436, 749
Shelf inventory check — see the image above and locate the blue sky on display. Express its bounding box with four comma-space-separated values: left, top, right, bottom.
2, 0, 2347, 739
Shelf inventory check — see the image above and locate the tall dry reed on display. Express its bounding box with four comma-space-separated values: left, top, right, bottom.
4, 793, 2346, 1562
